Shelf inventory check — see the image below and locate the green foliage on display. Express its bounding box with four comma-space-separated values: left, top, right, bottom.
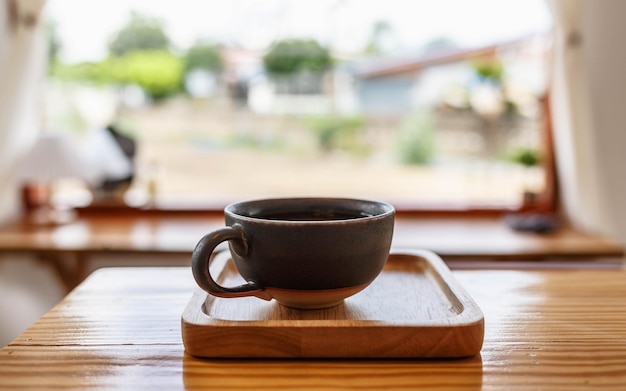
308, 115, 366, 153
364, 20, 392, 55
50, 60, 120, 84
227, 131, 283, 151
263, 39, 332, 75
396, 111, 436, 165
508, 147, 541, 167
108, 12, 170, 57
184, 41, 223, 73
49, 51, 184, 100
471, 57, 504, 83
118, 50, 184, 100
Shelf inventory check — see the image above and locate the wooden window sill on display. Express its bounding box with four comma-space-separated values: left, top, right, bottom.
1, 208, 622, 262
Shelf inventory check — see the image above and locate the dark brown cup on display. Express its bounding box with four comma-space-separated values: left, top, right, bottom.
191, 197, 395, 309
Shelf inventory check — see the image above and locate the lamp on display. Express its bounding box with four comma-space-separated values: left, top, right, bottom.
81, 125, 135, 206
14, 133, 97, 225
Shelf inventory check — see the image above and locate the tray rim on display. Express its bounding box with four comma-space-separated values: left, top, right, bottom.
188, 249, 483, 328
182, 249, 485, 358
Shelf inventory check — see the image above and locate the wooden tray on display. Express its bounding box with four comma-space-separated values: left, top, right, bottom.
182, 249, 484, 358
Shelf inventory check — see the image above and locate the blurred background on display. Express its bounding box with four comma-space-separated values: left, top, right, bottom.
42, 0, 552, 209
5, 0, 583, 348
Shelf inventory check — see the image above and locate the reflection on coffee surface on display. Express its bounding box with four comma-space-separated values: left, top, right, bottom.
254, 210, 371, 221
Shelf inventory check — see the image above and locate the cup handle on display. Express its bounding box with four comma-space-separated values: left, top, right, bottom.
191, 224, 272, 301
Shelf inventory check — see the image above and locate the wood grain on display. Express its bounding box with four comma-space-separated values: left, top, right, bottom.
1, 265, 626, 389
182, 250, 484, 358
0, 213, 622, 292
0, 214, 621, 261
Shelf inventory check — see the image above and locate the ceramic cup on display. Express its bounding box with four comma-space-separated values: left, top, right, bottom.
191, 197, 395, 309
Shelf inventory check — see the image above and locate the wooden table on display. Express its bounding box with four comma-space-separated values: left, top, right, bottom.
1, 265, 625, 390
0, 212, 623, 289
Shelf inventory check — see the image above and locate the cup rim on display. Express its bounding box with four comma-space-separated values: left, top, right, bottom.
224, 197, 395, 224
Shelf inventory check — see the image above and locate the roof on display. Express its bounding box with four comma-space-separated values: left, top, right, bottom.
353, 37, 532, 79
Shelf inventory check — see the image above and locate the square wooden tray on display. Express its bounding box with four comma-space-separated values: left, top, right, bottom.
182, 249, 484, 358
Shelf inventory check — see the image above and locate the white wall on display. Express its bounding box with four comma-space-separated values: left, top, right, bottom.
579, 1, 626, 246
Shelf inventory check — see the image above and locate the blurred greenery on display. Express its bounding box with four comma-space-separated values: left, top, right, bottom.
108, 12, 170, 57
51, 58, 120, 84
396, 111, 436, 165
119, 50, 184, 100
364, 20, 392, 55
508, 147, 541, 167
50, 51, 184, 100
184, 41, 224, 73
308, 115, 366, 154
471, 57, 504, 83
227, 131, 283, 151
263, 39, 332, 75
48, 12, 185, 100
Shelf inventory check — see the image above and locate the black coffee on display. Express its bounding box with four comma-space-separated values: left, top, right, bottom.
255, 210, 370, 221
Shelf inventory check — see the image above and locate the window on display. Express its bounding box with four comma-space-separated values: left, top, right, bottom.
44, 0, 553, 211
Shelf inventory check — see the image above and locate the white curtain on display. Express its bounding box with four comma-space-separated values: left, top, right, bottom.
0, 0, 63, 349
548, 0, 626, 247
0, 0, 47, 222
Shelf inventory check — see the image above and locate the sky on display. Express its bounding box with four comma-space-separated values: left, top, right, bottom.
45, 0, 553, 64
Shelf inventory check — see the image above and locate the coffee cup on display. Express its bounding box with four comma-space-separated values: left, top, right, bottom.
191, 197, 395, 309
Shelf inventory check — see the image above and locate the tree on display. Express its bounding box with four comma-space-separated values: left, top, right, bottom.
119, 51, 184, 100
184, 41, 223, 73
396, 111, 436, 165
108, 12, 170, 57
263, 39, 332, 75
472, 57, 504, 84
364, 20, 393, 55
